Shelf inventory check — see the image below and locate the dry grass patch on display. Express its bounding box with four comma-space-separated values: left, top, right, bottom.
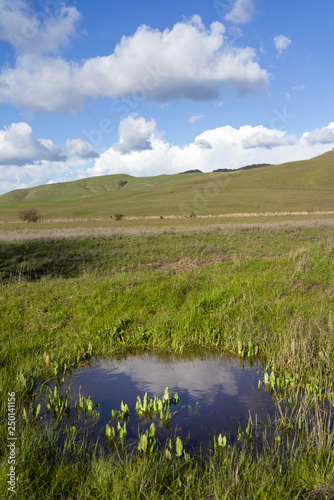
1, 218, 334, 242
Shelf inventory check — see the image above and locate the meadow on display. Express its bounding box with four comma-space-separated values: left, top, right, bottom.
1, 219, 334, 499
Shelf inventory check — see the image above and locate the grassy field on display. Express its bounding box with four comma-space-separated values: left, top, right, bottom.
1, 220, 334, 498
0, 150, 333, 221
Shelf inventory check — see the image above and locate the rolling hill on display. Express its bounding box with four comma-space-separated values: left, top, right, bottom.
0, 150, 333, 221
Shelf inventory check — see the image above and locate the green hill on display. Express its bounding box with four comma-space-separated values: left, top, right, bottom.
0, 150, 333, 221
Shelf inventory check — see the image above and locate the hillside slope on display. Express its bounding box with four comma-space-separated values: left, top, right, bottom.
0, 150, 333, 220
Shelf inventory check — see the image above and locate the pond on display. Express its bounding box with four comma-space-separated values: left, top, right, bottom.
37, 351, 278, 453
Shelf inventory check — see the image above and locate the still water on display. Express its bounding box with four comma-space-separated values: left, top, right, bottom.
40, 351, 276, 451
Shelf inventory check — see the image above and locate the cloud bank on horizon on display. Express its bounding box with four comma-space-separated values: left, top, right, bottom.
0, 0, 333, 194
1, 117, 333, 194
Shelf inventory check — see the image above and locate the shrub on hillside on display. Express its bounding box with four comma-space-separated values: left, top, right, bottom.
18, 208, 40, 223
114, 213, 125, 221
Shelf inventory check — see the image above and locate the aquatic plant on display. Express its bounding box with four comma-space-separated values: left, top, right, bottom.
175, 436, 183, 457
135, 387, 179, 426
214, 433, 227, 453
138, 423, 157, 455
46, 385, 69, 421
117, 421, 127, 448
22, 402, 41, 426
79, 395, 100, 418
106, 424, 115, 440
119, 401, 130, 421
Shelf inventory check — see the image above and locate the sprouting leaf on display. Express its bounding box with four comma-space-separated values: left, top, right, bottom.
35, 403, 41, 419
269, 371, 276, 389
176, 437, 183, 457
143, 393, 148, 412
22, 407, 28, 425
149, 423, 156, 438
163, 387, 169, 401
138, 433, 148, 453
106, 424, 112, 438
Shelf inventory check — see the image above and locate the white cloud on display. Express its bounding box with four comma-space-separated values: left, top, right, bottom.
0, 14, 269, 113
241, 127, 296, 149
0, 122, 64, 166
112, 114, 158, 154
66, 138, 100, 158
0, 54, 85, 113
302, 123, 334, 145
274, 35, 291, 56
189, 114, 206, 124
0, 118, 332, 195
196, 124, 296, 150
0, 122, 101, 167
0, 0, 81, 54
194, 138, 212, 149
89, 117, 327, 180
0, 157, 91, 194
225, 0, 255, 25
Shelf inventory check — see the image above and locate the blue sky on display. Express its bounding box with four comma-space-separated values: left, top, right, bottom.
0, 0, 333, 194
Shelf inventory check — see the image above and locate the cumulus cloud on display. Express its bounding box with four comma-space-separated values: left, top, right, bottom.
0, 157, 91, 194
194, 139, 212, 149
274, 35, 291, 56
0, 122, 100, 171
89, 117, 324, 181
302, 123, 334, 145
0, 0, 81, 54
0, 13, 269, 113
0, 118, 331, 195
0, 122, 64, 166
66, 138, 100, 158
241, 127, 296, 149
225, 0, 255, 25
112, 114, 158, 155
195, 124, 296, 150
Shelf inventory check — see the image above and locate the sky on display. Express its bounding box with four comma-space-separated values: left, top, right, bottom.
0, 0, 333, 195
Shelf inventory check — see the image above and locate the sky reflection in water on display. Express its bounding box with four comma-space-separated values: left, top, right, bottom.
49, 352, 276, 450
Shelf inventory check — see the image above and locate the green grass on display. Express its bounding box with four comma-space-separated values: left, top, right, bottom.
1, 223, 334, 498
0, 150, 333, 221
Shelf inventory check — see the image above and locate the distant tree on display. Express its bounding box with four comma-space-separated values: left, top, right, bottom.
18, 208, 40, 223
179, 169, 203, 174
239, 163, 272, 171
212, 168, 233, 173
114, 213, 125, 221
